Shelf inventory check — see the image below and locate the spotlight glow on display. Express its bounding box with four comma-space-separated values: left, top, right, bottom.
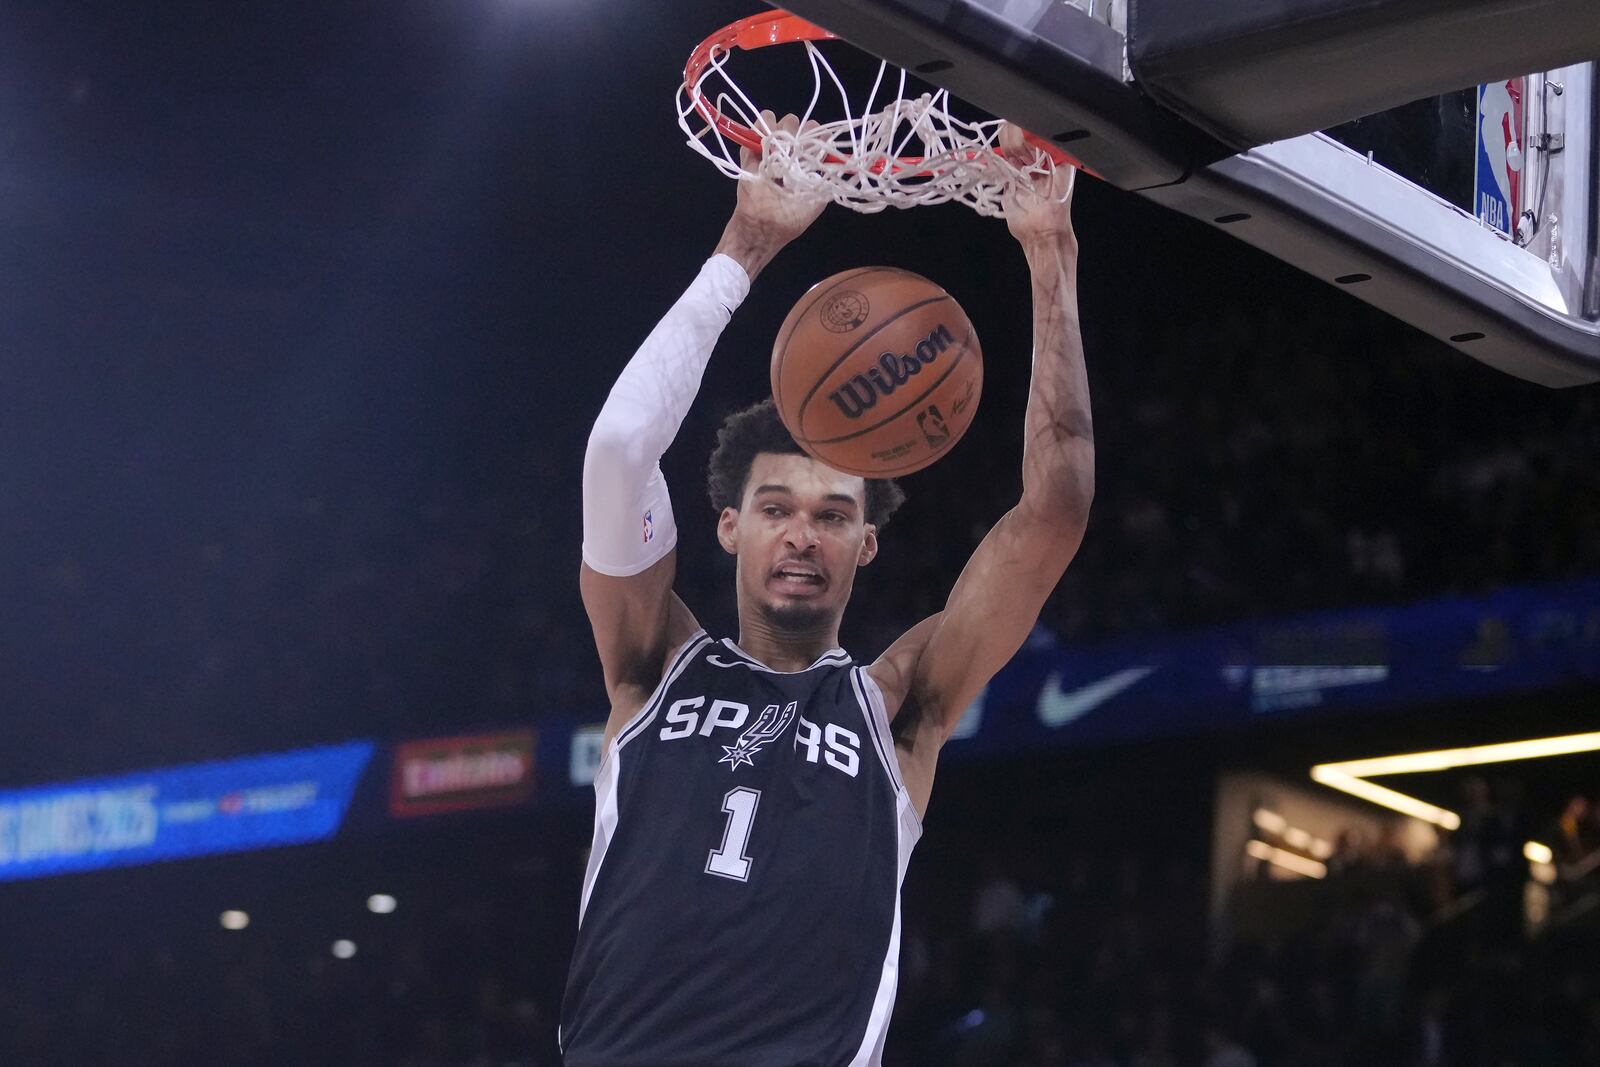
1246, 839, 1328, 879
366, 893, 397, 914
1309, 766, 1461, 828
220, 910, 250, 931
1524, 841, 1554, 865
1312, 733, 1595, 877
332, 939, 357, 959
1322, 731, 1600, 778
1252, 808, 1288, 834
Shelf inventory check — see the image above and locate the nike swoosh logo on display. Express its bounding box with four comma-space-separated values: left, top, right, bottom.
1036, 666, 1156, 727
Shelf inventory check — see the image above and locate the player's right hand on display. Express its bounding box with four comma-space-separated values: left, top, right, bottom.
729, 111, 828, 248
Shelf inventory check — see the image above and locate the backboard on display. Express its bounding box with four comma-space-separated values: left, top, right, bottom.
774, 0, 1600, 387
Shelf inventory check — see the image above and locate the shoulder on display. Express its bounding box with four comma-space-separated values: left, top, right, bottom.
601, 624, 715, 748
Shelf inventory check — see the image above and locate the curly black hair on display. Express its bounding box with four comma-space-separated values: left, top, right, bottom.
706, 398, 906, 529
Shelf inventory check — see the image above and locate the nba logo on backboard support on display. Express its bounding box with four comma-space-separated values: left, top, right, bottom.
642, 509, 653, 544
1474, 78, 1525, 237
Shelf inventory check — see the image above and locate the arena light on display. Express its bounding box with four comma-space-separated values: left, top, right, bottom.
1312, 731, 1598, 871
331, 939, 357, 959
1322, 731, 1600, 778
219, 910, 250, 931
367, 893, 397, 914
1246, 839, 1328, 879
1252, 807, 1288, 834
1252, 808, 1333, 858
1309, 765, 1461, 829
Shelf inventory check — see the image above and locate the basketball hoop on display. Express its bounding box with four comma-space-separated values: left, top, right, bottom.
679, 10, 1081, 217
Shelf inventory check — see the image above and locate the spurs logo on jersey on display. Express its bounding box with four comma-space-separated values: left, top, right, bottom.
657, 692, 860, 775
718, 700, 797, 770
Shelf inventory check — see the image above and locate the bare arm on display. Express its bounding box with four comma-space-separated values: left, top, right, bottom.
873, 138, 1093, 809
582, 115, 826, 734
581, 559, 698, 735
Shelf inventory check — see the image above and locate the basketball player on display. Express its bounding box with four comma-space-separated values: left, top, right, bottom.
561, 115, 1093, 1066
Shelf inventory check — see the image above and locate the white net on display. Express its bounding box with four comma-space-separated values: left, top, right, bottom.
679, 37, 1064, 218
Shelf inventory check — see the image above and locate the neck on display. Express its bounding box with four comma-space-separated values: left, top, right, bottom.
735, 610, 841, 672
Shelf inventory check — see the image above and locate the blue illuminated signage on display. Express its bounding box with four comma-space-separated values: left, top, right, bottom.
0, 741, 375, 882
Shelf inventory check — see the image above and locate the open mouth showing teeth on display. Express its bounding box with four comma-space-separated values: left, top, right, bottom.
773, 570, 823, 585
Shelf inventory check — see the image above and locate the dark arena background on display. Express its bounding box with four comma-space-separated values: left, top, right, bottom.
4, 1, 1600, 1065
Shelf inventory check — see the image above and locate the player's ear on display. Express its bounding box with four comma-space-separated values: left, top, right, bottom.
857, 524, 878, 567
717, 507, 741, 555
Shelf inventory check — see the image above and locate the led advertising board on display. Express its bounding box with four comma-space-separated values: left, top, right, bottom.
0, 741, 374, 882
388, 729, 536, 817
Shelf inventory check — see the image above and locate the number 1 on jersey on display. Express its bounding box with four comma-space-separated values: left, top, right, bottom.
706, 786, 761, 882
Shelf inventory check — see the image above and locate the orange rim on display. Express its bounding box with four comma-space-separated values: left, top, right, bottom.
684, 11, 838, 154
683, 9, 1088, 174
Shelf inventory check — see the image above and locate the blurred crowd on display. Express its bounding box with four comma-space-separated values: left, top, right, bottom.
1036, 303, 1600, 642
3, 782, 1596, 1065
0, 887, 562, 1067
10, 288, 1599, 784
884, 784, 1600, 1067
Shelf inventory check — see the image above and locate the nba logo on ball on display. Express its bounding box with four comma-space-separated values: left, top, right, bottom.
917, 405, 950, 448
820, 291, 870, 333
772, 266, 984, 478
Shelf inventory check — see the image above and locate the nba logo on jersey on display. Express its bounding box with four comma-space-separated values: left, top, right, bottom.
642, 509, 654, 543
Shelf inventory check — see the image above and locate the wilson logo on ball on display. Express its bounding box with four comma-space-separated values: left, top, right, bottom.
825, 323, 956, 419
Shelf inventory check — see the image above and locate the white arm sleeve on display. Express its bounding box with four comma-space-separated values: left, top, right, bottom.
581, 254, 751, 576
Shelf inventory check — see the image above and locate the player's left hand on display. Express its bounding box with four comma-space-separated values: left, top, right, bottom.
997, 122, 1076, 246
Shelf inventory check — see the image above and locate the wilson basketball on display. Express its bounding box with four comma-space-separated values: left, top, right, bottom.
771, 267, 982, 478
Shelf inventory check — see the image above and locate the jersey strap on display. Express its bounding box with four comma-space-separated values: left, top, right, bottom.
579, 630, 711, 923
610, 630, 713, 754
850, 667, 908, 798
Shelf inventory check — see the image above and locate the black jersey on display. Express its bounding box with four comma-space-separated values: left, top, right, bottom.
561, 632, 921, 1067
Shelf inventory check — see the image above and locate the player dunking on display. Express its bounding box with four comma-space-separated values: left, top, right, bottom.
561, 116, 1094, 1066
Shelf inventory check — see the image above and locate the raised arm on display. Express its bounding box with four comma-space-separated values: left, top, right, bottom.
581, 116, 825, 734
872, 131, 1094, 809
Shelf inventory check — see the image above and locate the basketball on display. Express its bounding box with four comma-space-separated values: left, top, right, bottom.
770, 267, 983, 478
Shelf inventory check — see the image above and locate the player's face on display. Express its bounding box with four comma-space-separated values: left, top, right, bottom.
717, 452, 878, 631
